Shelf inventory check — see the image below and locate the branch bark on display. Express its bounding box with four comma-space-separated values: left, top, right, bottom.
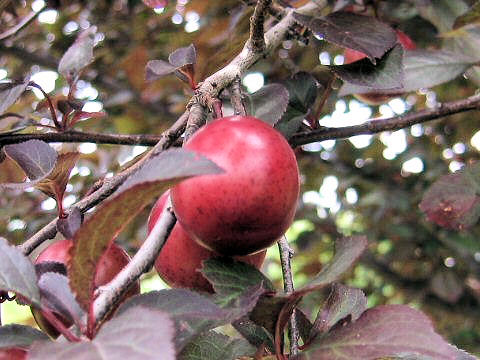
248, 0, 272, 52
290, 94, 480, 147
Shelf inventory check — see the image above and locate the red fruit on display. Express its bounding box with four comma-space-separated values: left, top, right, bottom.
0, 348, 26, 360
33, 240, 140, 337
148, 192, 266, 292
171, 116, 299, 256
344, 30, 416, 105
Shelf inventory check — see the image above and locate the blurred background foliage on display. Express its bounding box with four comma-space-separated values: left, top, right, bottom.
1, 0, 480, 355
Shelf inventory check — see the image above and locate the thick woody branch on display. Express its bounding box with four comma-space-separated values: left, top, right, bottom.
19, 111, 188, 255
93, 198, 176, 324
289, 94, 480, 147
248, 0, 272, 52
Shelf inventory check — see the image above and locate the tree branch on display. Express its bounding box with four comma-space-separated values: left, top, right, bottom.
230, 76, 247, 116
248, 0, 272, 52
278, 236, 299, 355
289, 94, 480, 147
0, 6, 45, 41
19, 111, 189, 256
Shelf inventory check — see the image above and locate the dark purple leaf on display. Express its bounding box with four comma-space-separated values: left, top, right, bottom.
283, 72, 318, 114
232, 317, 275, 353
419, 162, 480, 230
339, 50, 477, 97
310, 283, 366, 339
179, 330, 255, 360
0, 237, 40, 306
58, 27, 96, 79
0, 78, 30, 115
0, 324, 49, 348
295, 305, 476, 360
57, 207, 83, 239
168, 44, 196, 68
3, 140, 57, 182
118, 286, 264, 351
29, 306, 176, 360
301, 236, 368, 293
244, 83, 289, 125
69, 148, 223, 310
295, 309, 313, 343
202, 258, 275, 301
293, 12, 396, 63
37, 272, 85, 329
145, 60, 177, 82
430, 270, 464, 304
331, 45, 404, 89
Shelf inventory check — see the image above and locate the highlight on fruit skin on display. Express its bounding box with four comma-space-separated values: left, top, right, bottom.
148, 191, 266, 293
171, 115, 300, 256
343, 29, 416, 105
32, 239, 140, 338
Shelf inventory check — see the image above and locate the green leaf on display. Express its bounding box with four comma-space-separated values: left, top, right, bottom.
68, 148, 223, 310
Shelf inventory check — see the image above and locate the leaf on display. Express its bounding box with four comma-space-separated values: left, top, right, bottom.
0, 78, 30, 115
0, 156, 25, 184
168, 44, 197, 68
35, 152, 80, 199
202, 258, 275, 304
283, 72, 318, 114
2, 140, 57, 190
293, 12, 397, 63
301, 236, 368, 293
419, 162, 480, 230
331, 45, 404, 90
145, 60, 177, 82
339, 50, 478, 96
37, 272, 85, 329
28, 306, 176, 360
179, 330, 256, 360
146, 44, 196, 84
232, 317, 275, 353
453, 1, 480, 29
310, 283, 366, 339
244, 83, 289, 125
69, 148, 223, 310
429, 270, 464, 304
58, 27, 96, 79
57, 207, 83, 239
0, 237, 40, 306
117, 286, 265, 351
294, 305, 476, 360
0, 324, 49, 348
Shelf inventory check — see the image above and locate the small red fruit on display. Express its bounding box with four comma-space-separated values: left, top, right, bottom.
171, 116, 299, 256
32, 240, 140, 337
148, 191, 266, 293
344, 30, 416, 105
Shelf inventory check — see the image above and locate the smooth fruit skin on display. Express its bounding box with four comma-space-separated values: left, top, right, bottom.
33, 240, 140, 337
171, 116, 299, 256
148, 192, 266, 292
344, 30, 416, 105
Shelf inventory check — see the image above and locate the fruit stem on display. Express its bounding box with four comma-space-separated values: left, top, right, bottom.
39, 307, 81, 342
230, 76, 246, 116
278, 236, 299, 355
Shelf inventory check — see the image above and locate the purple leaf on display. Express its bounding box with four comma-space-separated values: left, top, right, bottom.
179, 330, 256, 360
331, 45, 404, 89
301, 236, 368, 293
232, 317, 275, 353
296, 305, 476, 360
118, 286, 264, 351
3, 140, 57, 181
168, 44, 196, 68
68, 148, 223, 310
244, 83, 289, 125
29, 306, 176, 360
0, 324, 49, 349
419, 162, 480, 230
145, 60, 177, 82
57, 207, 83, 239
0, 237, 40, 306
0, 78, 30, 115
293, 12, 397, 63
283, 72, 318, 114
310, 283, 366, 339
58, 27, 96, 79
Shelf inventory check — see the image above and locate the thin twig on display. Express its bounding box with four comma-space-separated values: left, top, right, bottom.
230, 76, 246, 116
289, 94, 480, 147
92, 197, 176, 325
0, 6, 45, 41
19, 111, 189, 256
248, 0, 272, 52
278, 236, 299, 355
